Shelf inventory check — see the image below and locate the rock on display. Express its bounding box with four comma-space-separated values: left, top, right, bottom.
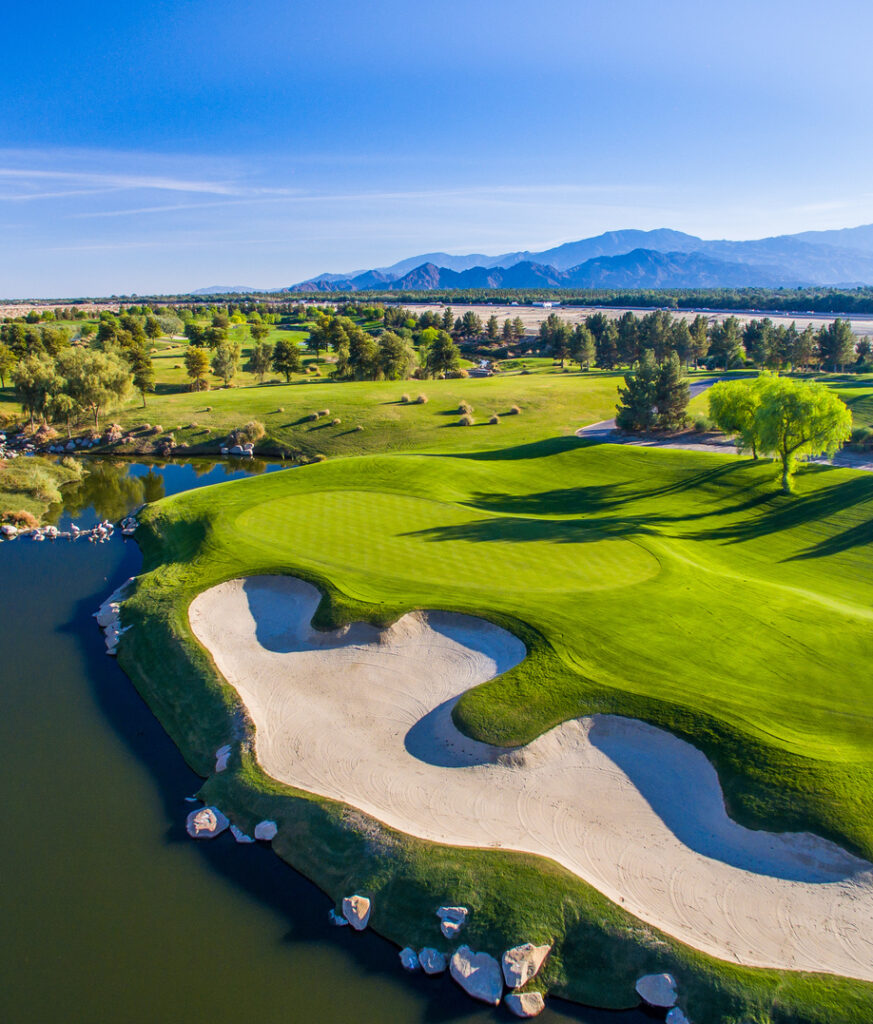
505, 992, 546, 1017
229, 824, 255, 843
418, 947, 447, 975
437, 905, 468, 938
342, 894, 371, 931
502, 943, 551, 989
449, 946, 503, 1005
215, 744, 231, 772
328, 909, 349, 927
230, 445, 245, 455
635, 973, 678, 1008
666, 1009, 691, 1024
253, 819, 277, 841
185, 805, 229, 838
1, 524, 18, 538
398, 947, 420, 971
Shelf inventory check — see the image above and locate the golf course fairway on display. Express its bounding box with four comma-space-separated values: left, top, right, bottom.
119, 438, 873, 1024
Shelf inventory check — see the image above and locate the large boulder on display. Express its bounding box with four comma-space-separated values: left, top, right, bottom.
418, 948, 447, 975
635, 973, 678, 1008
185, 806, 229, 838
398, 947, 420, 971
437, 905, 469, 938
502, 943, 551, 988
342, 894, 371, 931
666, 1009, 691, 1024
253, 819, 278, 841
229, 824, 254, 843
214, 744, 231, 772
449, 946, 503, 1005
505, 992, 546, 1018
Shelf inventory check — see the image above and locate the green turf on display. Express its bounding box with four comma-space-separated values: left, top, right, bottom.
118, 438, 873, 1023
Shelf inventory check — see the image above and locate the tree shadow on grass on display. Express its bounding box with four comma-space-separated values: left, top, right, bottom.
687, 473, 873, 558
400, 515, 660, 545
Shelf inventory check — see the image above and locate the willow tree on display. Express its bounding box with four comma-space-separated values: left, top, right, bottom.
755, 377, 851, 492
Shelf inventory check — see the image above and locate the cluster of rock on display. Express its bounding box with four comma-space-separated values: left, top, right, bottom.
219, 442, 255, 457
93, 578, 136, 654
184, 800, 278, 845
3, 518, 120, 544
0, 431, 37, 459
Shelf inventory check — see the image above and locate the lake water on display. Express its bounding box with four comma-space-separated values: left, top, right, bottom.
0, 457, 649, 1024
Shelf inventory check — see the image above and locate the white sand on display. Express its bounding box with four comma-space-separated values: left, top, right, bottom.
189, 576, 873, 980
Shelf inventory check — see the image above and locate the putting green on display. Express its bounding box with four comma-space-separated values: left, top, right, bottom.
124, 438, 873, 1023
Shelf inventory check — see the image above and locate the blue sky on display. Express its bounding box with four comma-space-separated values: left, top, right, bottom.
4, 0, 873, 296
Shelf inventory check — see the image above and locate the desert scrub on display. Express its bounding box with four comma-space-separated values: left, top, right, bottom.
509, 405, 521, 415
400, 393, 410, 404
414, 393, 428, 404
458, 400, 473, 415
235, 420, 266, 444
459, 413, 475, 426
317, 409, 330, 417
331, 418, 341, 426
489, 414, 500, 425
60, 456, 84, 479
693, 415, 711, 432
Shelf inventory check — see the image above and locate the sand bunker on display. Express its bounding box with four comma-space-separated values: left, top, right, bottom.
189, 576, 873, 980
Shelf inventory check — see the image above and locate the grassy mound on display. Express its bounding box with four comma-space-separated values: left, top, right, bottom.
118, 440, 873, 1022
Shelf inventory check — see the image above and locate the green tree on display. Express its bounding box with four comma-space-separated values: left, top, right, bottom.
486, 315, 499, 340
615, 350, 658, 432
426, 331, 460, 377
130, 349, 156, 407
595, 322, 620, 369
756, 376, 852, 492
708, 376, 768, 458
211, 341, 241, 386
56, 348, 131, 429
250, 322, 271, 343
12, 353, 58, 427
690, 315, 710, 366
709, 316, 744, 369
512, 316, 525, 341
378, 331, 416, 380
184, 346, 210, 391
441, 307, 454, 332
0, 342, 14, 388
654, 352, 690, 429
571, 325, 596, 370
244, 340, 274, 383
271, 338, 301, 381
817, 318, 856, 371
460, 310, 483, 338
144, 316, 162, 340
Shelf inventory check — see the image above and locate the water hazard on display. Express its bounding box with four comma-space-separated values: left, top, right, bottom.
0, 457, 650, 1024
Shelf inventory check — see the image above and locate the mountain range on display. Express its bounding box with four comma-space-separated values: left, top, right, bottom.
288, 226, 873, 292
192, 224, 873, 295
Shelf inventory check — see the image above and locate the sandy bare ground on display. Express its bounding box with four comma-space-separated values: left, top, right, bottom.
189, 576, 873, 980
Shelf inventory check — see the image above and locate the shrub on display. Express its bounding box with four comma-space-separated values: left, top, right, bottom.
447, 368, 469, 378
489, 414, 500, 425
318, 409, 330, 417
400, 394, 410, 403
693, 415, 711, 433
415, 394, 428, 404
277, 406, 284, 414
509, 405, 521, 415
205, 406, 213, 412
235, 420, 266, 444
60, 456, 84, 478
313, 453, 327, 462
187, 422, 198, 430
173, 363, 181, 369
331, 417, 341, 426
354, 424, 363, 431
458, 401, 473, 414
2, 509, 39, 529
851, 426, 873, 447
305, 412, 319, 422
459, 413, 475, 426
151, 425, 163, 435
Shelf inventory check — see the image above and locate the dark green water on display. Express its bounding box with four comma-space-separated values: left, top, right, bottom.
1, 458, 650, 1024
